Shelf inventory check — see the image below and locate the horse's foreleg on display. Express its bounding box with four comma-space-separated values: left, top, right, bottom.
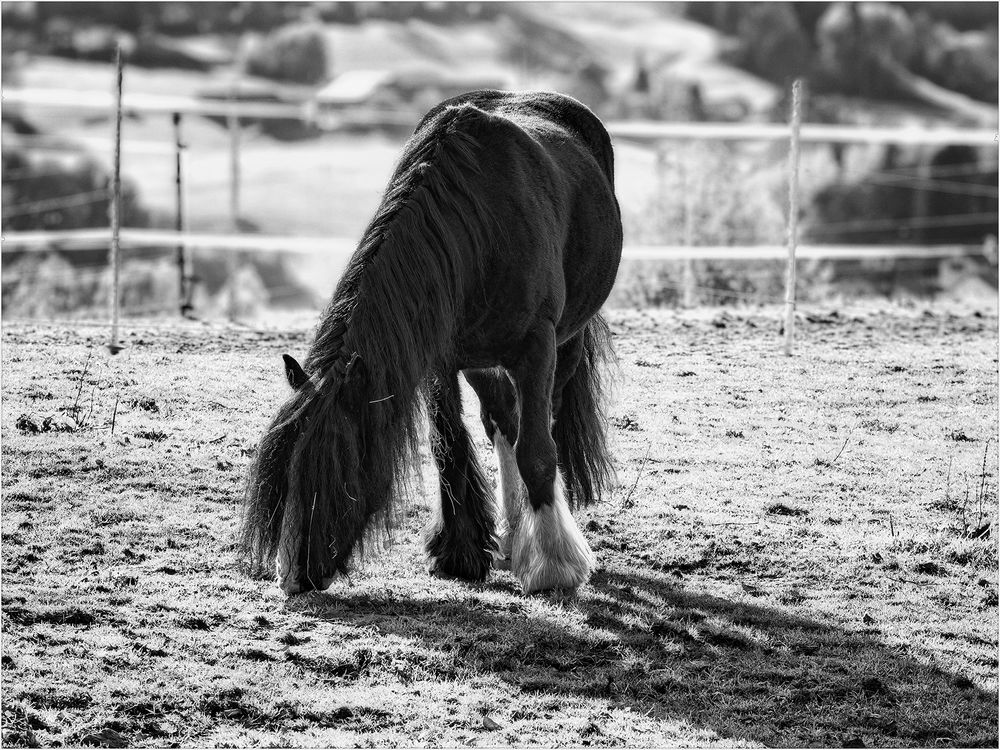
465, 368, 522, 570
423, 372, 498, 581
509, 323, 595, 593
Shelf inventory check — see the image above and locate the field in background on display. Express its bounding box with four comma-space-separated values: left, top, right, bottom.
6, 2, 997, 317
15, 64, 960, 319
2, 305, 997, 747
13, 78, 995, 319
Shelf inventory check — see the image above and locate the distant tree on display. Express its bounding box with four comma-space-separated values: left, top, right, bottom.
691, 2, 996, 108
806, 144, 997, 245
897, 2, 998, 32
789, 2, 833, 38
732, 3, 812, 84
814, 2, 918, 99
685, 3, 814, 85
35, 1, 145, 32
910, 11, 998, 104
633, 52, 651, 94
684, 2, 744, 34
814, 2, 996, 115
244, 22, 329, 85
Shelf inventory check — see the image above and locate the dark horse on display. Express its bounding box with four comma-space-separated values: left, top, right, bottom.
240, 91, 622, 595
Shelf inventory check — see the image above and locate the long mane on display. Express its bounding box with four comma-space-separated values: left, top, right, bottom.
240, 105, 499, 585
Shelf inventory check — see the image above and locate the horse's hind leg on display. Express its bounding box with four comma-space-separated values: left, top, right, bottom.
464, 368, 522, 570
508, 323, 595, 593
424, 372, 498, 581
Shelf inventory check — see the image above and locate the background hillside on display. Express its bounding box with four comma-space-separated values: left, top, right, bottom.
2, 2, 997, 316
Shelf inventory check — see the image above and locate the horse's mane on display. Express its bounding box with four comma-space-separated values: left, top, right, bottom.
241, 104, 501, 578
305, 104, 496, 383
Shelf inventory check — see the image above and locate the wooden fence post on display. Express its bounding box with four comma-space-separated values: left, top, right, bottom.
172, 112, 194, 317
228, 82, 242, 230
783, 79, 804, 356
226, 76, 242, 320
107, 45, 124, 354
682, 160, 696, 308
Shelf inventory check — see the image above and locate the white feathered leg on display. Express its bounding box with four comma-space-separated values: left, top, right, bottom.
511, 472, 595, 593
492, 431, 525, 570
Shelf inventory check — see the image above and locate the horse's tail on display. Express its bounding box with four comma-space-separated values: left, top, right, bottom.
554, 314, 616, 508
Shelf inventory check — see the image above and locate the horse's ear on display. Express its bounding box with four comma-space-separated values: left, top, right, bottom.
282, 354, 309, 391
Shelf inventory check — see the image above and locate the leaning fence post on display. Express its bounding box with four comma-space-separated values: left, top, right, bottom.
783, 79, 803, 356
172, 112, 193, 317
226, 73, 242, 320
681, 159, 696, 309
107, 44, 124, 354
228, 81, 242, 230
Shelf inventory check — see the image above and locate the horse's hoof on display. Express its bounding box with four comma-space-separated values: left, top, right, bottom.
493, 528, 514, 571
427, 553, 492, 582
277, 557, 337, 596
425, 523, 497, 582
277, 558, 301, 596
279, 577, 335, 597
516, 560, 592, 594
511, 490, 595, 594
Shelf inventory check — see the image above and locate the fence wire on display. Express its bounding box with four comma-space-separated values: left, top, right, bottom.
807, 211, 999, 236
860, 172, 998, 199
4, 95, 997, 330
2, 190, 110, 219
865, 161, 993, 180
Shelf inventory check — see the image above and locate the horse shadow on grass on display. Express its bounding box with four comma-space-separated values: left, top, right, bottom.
287, 565, 997, 747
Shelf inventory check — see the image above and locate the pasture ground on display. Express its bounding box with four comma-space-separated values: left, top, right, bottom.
2, 304, 997, 747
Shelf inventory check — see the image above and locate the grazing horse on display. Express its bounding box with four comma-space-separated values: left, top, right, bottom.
240, 90, 622, 595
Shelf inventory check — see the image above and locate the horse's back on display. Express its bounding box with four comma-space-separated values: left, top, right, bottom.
414, 90, 616, 187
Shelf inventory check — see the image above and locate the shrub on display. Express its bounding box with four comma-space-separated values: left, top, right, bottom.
244, 23, 329, 85
1, 254, 180, 318
729, 3, 813, 85
209, 263, 270, 319
814, 2, 918, 99
612, 142, 808, 307
806, 145, 998, 245
910, 12, 998, 104
2, 146, 149, 232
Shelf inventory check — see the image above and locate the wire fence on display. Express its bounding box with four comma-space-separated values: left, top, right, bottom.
873, 161, 994, 180
861, 173, 998, 199
2, 190, 110, 219
3, 85, 998, 332
807, 212, 999, 237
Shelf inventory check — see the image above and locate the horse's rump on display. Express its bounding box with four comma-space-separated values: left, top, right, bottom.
406, 92, 621, 355
415, 90, 617, 189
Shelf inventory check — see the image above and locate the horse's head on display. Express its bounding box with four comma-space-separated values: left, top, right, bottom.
242, 352, 368, 595
271, 353, 340, 594
240, 354, 318, 590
